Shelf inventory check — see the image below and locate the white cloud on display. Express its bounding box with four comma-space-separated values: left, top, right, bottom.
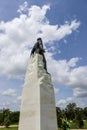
39, 20, 80, 43
54, 87, 59, 94
1, 88, 17, 96
0, 99, 21, 111
56, 97, 86, 108
17, 1, 28, 14
56, 97, 75, 108
73, 88, 87, 98
0, 3, 80, 78
68, 57, 81, 67
17, 96, 21, 101
46, 54, 87, 98
0, 101, 10, 109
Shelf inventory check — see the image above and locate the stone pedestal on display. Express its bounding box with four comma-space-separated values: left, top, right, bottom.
18, 54, 58, 130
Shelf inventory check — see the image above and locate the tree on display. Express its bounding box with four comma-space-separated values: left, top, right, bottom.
4, 116, 10, 128
56, 107, 63, 128
83, 107, 87, 119
10, 111, 20, 124
75, 107, 84, 128
65, 103, 76, 120
3, 109, 11, 128
0, 109, 5, 125
0, 112, 3, 125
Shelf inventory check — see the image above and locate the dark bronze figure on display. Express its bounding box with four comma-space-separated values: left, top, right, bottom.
31, 38, 47, 71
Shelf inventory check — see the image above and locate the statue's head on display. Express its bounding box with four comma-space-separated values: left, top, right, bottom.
37, 37, 42, 44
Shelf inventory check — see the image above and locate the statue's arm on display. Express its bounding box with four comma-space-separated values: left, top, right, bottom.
31, 44, 36, 55
39, 43, 45, 53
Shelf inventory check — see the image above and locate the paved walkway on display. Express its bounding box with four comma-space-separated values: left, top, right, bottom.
0, 125, 18, 128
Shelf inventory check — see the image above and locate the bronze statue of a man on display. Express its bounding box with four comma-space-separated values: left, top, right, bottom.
31, 38, 47, 71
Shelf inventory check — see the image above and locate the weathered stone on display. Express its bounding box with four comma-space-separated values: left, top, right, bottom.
18, 54, 58, 130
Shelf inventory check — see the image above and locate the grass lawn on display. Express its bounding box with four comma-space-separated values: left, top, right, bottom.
0, 127, 18, 130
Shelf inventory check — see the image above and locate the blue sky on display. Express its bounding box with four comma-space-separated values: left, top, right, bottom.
0, 0, 87, 110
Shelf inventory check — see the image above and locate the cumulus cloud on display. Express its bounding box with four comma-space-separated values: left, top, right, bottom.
1, 88, 17, 96
17, 96, 22, 101
54, 87, 59, 94
0, 3, 80, 78
17, 1, 29, 14
0, 101, 10, 109
0, 99, 21, 110
56, 97, 86, 108
46, 54, 87, 98
0, 88, 18, 109
56, 97, 76, 108
73, 88, 87, 98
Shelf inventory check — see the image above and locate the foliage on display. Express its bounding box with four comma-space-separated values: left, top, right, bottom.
10, 112, 20, 124
84, 107, 87, 119
0, 109, 20, 126
0, 113, 3, 125
3, 109, 10, 118
56, 103, 87, 129
75, 107, 84, 128
3, 109, 10, 128
4, 116, 10, 128
64, 103, 76, 120
62, 119, 70, 130
70, 121, 78, 129
56, 107, 62, 128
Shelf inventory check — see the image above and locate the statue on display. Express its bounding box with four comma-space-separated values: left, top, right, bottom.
31, 38, 47, 71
